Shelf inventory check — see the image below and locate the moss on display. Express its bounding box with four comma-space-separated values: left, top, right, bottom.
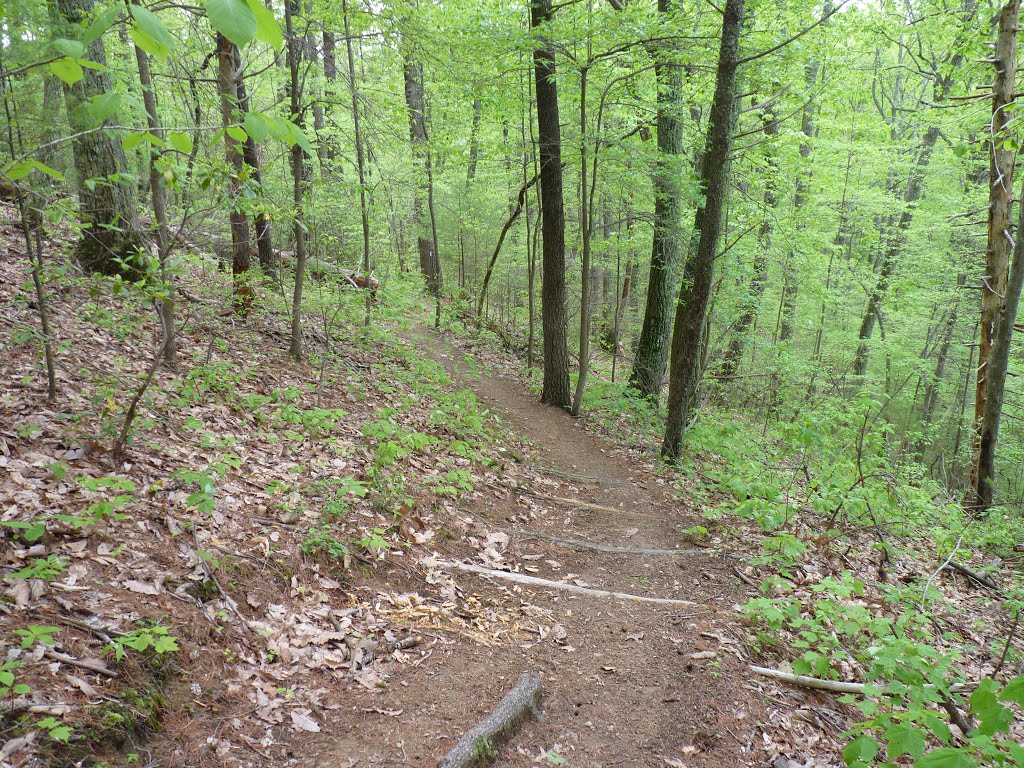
470, 736, 497, 765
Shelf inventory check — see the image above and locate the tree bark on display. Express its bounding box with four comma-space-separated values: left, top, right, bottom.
215, 33, 253, 314
403, 55, 443, 296
921, 274, 964, 426
54, 0, 144, 277
341, 0, 371, 324
233, 46, 275, 279
532, 0, 571, 409
131, 11, 178, 370
972, 0, 1020, 509
286, 0, 308, 360
662, 0, 744, 460
629, 0, 686, 402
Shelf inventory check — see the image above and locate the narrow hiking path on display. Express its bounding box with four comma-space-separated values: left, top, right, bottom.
302, 328, 767, 768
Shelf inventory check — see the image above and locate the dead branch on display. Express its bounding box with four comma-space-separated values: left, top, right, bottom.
447, 561, 705, 608
437, 673, 542, 768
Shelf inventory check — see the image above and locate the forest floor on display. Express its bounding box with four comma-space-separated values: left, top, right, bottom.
7, 197, 991, 768
298, 327, 775, 768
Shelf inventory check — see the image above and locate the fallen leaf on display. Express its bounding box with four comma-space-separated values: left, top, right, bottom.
289, 710, 321, 733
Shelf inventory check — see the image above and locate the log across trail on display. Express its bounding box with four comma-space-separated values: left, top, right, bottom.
302, 329, 764, 768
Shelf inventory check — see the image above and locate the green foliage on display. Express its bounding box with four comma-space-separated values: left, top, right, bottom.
107, 625, 179, 662
14, 624, 61, 649
0, 660, 31, 697
13, 554, 67, 581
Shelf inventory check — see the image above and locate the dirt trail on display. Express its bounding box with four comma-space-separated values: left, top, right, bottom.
303, 329, 765, 768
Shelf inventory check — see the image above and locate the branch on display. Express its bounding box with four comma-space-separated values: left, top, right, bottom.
736, 0, 849, 66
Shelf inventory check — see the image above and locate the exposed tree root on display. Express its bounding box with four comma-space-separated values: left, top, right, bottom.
504, 528, 706, 556
526, 465, 627, 485
516, 489, 623, 515
437, 672, 542, 768
448, 561, 705, 607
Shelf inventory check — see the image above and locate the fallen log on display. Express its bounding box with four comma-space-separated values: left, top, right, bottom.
749, 665, 973, 695
438, 673, 542, 768
448, 561, 704, 607
504, 528, 707, 556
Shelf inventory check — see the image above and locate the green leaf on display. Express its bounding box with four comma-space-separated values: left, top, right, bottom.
999, 674, 1024, 705
86, 90, 122, 122
246, 0, 283, 50
52, 38, 85, 59
226, 125, 248, 143
288, 121, 313, 156
168, 131, 193, 154
152, 635, 178, 654
122, 133, 145, 151
884, 724, 925, 760
130, 5, 175, 58
206, 0, 257, 46
970, 679, 1014, 735
83, 5, 122, 44
49, 57, 84, 86
917, 748, 977, 768
842, 735, 878, 766
243, 112, 270, 142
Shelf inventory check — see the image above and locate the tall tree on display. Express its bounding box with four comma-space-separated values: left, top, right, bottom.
662, 0, 745, 459
971, 0, 1019, 508
286, 0, 308, 359
531, 0, 571, 409
629, 0, 686, 402
130, 2, 177, 370
54, 0, 145, 276
403, 54, 443, 296
215, 33, 253, 313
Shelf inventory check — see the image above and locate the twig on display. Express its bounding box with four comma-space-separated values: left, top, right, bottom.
994, 609, 1020, 675
45, 649, 117, 678
446, 561, 707, 608
942, 561, 1002, 593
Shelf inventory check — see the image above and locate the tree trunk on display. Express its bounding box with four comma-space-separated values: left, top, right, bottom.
215, 33, 253, 314
233, 46, 275, 279
922, 274, 964, 426
971, 0, 1020, 509
131, 12, 178, 370
286, 0, 308, 360
342, 0, 371, 324
322, 30, 337, 163
718, 107, 777, 381
403, 55, 443, 296
54, 0, 144, 277
629, 0, 686, 402
571, 65, 592, 416
662, 0, 744, 459
532, 0, 571, 409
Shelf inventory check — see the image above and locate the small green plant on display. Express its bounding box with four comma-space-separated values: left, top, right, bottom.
35, 716, 71, 743
1, 519, 47, 542
14, 624, 61, 649
0, 660, 31, 697
357, 527, 392, 558
107, 625, 179, 662
302, 525, 350, 561
14, 553, 67, 581
426, 469, 475, 498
